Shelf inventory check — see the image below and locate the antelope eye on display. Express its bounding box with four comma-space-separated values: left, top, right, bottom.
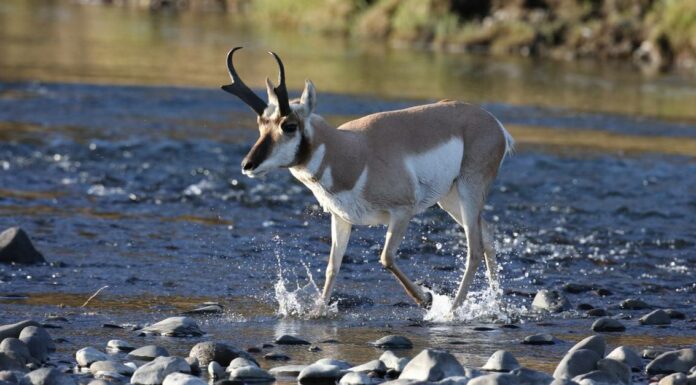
281, 122, 298, 133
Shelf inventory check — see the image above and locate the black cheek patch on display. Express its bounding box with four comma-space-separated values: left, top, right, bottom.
250, 134, 273, 167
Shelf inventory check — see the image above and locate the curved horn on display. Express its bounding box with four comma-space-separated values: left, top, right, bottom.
269, 51, 291, 116
221, 47, 267, 116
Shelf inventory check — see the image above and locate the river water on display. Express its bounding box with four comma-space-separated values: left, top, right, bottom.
0, 1, 695, 382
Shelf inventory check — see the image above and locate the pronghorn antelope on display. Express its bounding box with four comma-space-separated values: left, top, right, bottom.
222, 47, 513, 311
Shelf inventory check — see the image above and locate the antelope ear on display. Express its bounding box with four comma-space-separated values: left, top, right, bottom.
265, 77, 279, 108
300, 80, 316, 116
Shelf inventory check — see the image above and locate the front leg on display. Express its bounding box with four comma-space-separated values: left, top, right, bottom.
321, 214, 352, 303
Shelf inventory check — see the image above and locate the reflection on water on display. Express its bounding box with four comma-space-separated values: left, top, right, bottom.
3, 0, 696, 120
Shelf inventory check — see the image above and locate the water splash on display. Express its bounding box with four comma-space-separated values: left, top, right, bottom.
423, 286, 527, 323
273, 253, 337, 319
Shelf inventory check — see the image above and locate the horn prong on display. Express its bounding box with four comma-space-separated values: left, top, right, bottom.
268, 51, 291, 116
221, 47, 268, 116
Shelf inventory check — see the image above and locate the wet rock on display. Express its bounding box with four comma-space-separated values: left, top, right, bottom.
596, 358, 630, 384
93, 371, 127, 384
619, 299, 650, 310
576, 304, 594, 311
646, 348, 696, 375
140, 317, 203, 337
0, 321, 41, 342
314, 359, 352, 370
75, 347, 109, 367
400, 349, 465, 381
571, 370, 618, 384
658, 373, 688, 385
568, 335, 606, 358
0, 227, 45, 265
349, 360, 386, 374
329, 293, 374, 310
531, 290, 571, 313
106, 340, 134, 353
128, 345, 169, 361
189, 341, 252, 367
274, 335, 310, 346
553, 349, 601, 380
246, 347, 261, 354
591, 317, 625, 332
268, 365, 307, 377
131, 356, 190, 385
0, 371, 17, 384
433, 377, 471, 385
482, 350, 520, 372
226, 358, 258, 371
468, 373, 518, 385
263, 353, 290, 361
18, 368, 75, 385
0, 353, 23, 371
371, 336, 413, 349
339, 372, 381, 385
86, 381, 110, 385
162, 373, 206, 385
548, 380, 578, 385
297, 363, 345, 384
665, 309, 686, 320
510, 367, 553, 385
586, 309, 608, 317
606, 346, 643, 372
183, 305, 223, 316
594, 288, 612, 297
184, 357, 199, 375
228, 365, 274, 382
522, 334, 555, 345
0, 338, 34, 366
379, 351, 409, 372
563, 283, 594, 294
18, 327, 54, 362
643, 349, 667, 359
640, 309, 671, 325
89, 361, 135, 376
207, 362, 225, 380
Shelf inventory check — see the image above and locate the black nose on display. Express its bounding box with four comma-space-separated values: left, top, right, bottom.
241, 159, 255, 171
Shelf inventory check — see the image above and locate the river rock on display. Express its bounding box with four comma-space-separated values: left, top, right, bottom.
349, 360, 386, 374
586, 309, 608, 317
140, 317, 203, 337
0, 338, 34, 366
639, 309, 671, 325
571, 370, 619, 384
263, 353, 290, 361
184, 357, 199, 375
522, 334, 555, 345
400, 349, 465, 381
227, 357, 258, 371
18, 327, 53, 362
372, 336, 413, 349
596, 358, 630, 384
93, 371, 128, 382
468, 373, 518, 385
18, 368, 75, 385
297, 363, 345, 384
89, 361, 135, 376
0, 228, 45, 265
75, 347, 109, 367
646, 348, 696, 375
86, 381, 110, 385
619, 299, 650, 310
0, 321, 41, 342
643, 349, 667, 359
553, 349, 601, 380
568, 335, 606, 357
314, 359, 352, 370
162, 373, 206, 385
189, 341, 253, 367
379, 351, 409, 372
131, 356, 190, 385
106, 340, 135, 353
268, 365, 307, 377
665, 309, 686, 320
183, 305, 223, 315
606, 346, 643, 371
658, 373, 687, 385
591, 317, 625, 332
0, 353, 23, 371
339, 372, 381, 385
274, 335, 310, 345
531, 290, 571, 313
128, 346, 169, 361
549, 381, 579, 385
207, 362, 225, 380
482, 351, 520, 372
0, 371, 17, 383
228, 365, 274, 382
510, 367, 554, 385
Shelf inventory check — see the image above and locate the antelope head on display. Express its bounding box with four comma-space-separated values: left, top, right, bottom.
222, 47, 316, 178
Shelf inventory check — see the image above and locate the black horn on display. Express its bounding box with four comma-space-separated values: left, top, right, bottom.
269, 51, 291, 117
221, 47, 268, 116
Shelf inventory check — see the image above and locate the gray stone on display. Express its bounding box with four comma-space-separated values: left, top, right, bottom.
482, 351, 520, 372
553, 349, 601, 380
619, 299, 650, 310
89, 361, 135, 376
658, 373, 687, 385
75, 347, 109, 367
522, 334, 555, 345
531, 290, 571, 313
0, 353, 23, 371
606, 346, 643, 372
400, 349, 465, 382
263, 353, 290, 361
665, 310, 686, 320
591, 318, 625, 332
130, 356, 191, 385
228, 365, 274, 382
274, 335, 310, 345
639, 309, 671, 325
339, 372, 381, 385
372, 336, 413, 349
162, 373, 207, 385
379, 351, 409, 372
226, 357, 258, 371
106, 340, 135, 353
183, 305, 223, 315
549, 380, 579, 385
184, 357, 199, 375
643, 349, 667, 359
18, 368, 75, 385
568, 336, 606, 358
0, 338, 34, 366
128, 346, 169, 361
468, 373, 519, 385
86, 381, 110, 385
207, 362, 225, 380
0, 228, 45, 265
140, 317, 203, 337
571, 370, 618, 384
647, 349, 696, 375
268, 365, 307, 377
596, 359, 630, 384
509, 368, 554, 385
434, 376, 472, 385
18, 327, 53, 362
92, 371, 127, 382
314, 359, 352, 370
0, 371, 17, 384
0, 321, 41, 342
188, 342, 253, 367
349, 360, 386, 374
297, 364, 345, 384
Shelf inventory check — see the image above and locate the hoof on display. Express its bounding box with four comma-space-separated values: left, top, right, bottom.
420, 292, 433, 310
